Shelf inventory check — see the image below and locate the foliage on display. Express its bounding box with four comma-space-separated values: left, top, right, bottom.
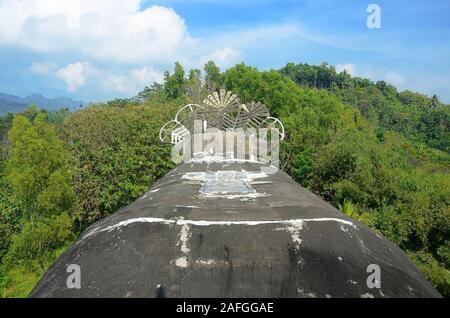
408, 251, 450, 297
0, 61, 448, 297
164, 62, 186, 99
0, 246, 68, 298
60, 103, 176, 230
280, 62, 449, 152
204, 61, 222, 93
2, 214, 73, 271
0, 180, 22, 261
0, 112, 76, 297
6, 113, 74, 216
340, 200, 374, 227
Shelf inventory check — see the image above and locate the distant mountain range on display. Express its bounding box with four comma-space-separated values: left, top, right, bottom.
0, 93, 84, 115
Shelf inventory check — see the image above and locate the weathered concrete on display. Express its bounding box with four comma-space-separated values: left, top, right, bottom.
30, 162, 441, 298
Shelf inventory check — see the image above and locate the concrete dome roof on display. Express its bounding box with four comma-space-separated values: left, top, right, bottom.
30, 162, 441, 298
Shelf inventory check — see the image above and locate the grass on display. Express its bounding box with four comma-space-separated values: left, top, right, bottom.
0, 245, 69, 298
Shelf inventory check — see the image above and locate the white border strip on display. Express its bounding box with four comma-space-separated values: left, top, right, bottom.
80, 217, 356, 242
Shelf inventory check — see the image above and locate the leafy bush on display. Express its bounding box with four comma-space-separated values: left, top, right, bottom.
408, 251, 450, 297
61, 103, 175, 230
2, 214, 73, 271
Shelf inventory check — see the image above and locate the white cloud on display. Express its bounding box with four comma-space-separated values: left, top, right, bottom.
0, 0, 188, 63
56, 62, 92, 92
334, 65, 413, 96
1, 0, 302, 97
101, 74, 135, 94
384, 72, 405, 87
213, 23, 300, 45
335, 63, 357, 76
1, 1, 329, 98
56, 62, 163, 94
200, 47, 242, 69
102, 66, 164, 94
129, 66, 164, 86
30, 62, 57, 75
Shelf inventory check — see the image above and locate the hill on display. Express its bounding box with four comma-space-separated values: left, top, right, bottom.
0, 93, 84, 115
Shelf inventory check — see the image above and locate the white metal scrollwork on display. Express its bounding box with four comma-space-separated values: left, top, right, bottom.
159, 90, 285, 144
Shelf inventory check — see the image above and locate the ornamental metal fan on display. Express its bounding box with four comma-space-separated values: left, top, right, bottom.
238, 101, 270, 129
266, 117, 285, 140
159, 120, 190, 144
199, 90, 241, 130
203, 90, 240, 109
159, 90, 285, 144
174, 104, 205, 133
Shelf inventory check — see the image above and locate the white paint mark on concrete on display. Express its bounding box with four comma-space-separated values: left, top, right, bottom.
175, 205, 200, 209
195, 259, 216, 266
361, 293, 374, 298
182, 170, 270, 199
285, 221, 304, 250
204, 192, 269, 199
175, 257, 188, 268
251, 181, 272, 185
347, 280, 358, 285
338, 257, 343, 262
174, 223, 192, 268
181, 172, 205, 181
178, 224, 191, 255
150, 189, 160, 193
80, 217, 356, 241
178, 218, 354, 227
190, 153, 264, 164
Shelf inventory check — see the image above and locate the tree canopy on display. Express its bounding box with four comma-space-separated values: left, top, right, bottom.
0, 61, 449, 297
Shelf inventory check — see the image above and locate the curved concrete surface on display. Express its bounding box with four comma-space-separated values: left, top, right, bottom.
30, 162, 441, 298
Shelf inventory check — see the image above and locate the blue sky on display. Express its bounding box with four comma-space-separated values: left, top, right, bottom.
0, 0, 449, 103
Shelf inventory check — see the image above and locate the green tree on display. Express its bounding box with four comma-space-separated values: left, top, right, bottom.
204, 61, 222, 93
7, 113, 74, 217
61, 102, 175, 229
164, 62, 185, 99
430, 94, 440, 109
1, 114, 76, 297
2, 214, 73, 271
185, 69, 205, 103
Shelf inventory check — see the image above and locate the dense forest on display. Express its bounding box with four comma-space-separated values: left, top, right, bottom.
0, 61, 448, 297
